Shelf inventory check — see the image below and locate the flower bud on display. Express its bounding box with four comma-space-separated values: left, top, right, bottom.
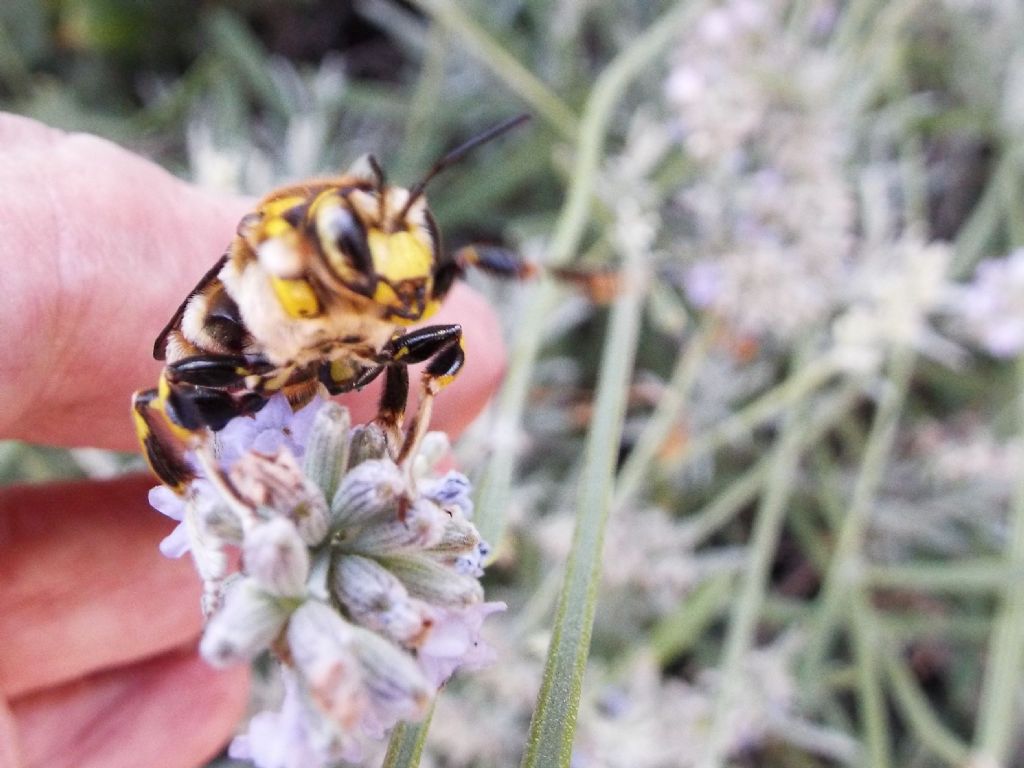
244, 516, 310, 597
230, 668, 364, 768
379, 554, 485, 608
286, 601, 364, 730
340, 497, 446, 555
417, 602, 506, 686
411, 431, 450, 478
330, 554, 434, 647
184, 501, 230, 594
230, 449, 330, 545
302, 402, 351, 502
426, 518, 490, 577
427, 515, 482, 555
421, 470, 474, 518
194, 487, 244, 544
330, 459, 406, 529
200, 578, 290, 668
347, 423, 389, 467
349, 625, 433, 727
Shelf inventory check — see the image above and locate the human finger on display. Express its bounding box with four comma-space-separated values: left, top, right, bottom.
10, 646, 248, 768
0, 698, 18, 768
0, 476, 203, 698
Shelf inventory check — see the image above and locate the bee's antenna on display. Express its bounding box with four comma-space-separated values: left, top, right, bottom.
368, 155, 387, 187
398, 113, 531, 220
368, 155, 388, 221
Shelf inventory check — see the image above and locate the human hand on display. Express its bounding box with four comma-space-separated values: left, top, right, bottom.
0, 113, 506, 768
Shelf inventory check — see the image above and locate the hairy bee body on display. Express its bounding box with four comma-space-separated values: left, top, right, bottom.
133, 117, 532, 492
160, 174, 438, 387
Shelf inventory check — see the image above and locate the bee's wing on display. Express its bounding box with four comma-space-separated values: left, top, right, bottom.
153, 254, 228, 360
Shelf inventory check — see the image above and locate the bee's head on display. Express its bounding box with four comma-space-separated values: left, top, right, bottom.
238, 160, 439, 322
311, 159, 441, 321
240, 114, 529, 322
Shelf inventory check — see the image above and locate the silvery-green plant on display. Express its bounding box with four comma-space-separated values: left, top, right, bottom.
148, 394, 501, 766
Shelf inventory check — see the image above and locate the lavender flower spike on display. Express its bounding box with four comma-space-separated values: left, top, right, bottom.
952, 248, 1024, 357
145, 393, 503, 767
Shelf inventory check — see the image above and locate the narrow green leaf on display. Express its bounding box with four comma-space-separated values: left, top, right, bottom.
381, 704, 434, 768
518, 7, 714, 764
520, 233, 645, 768
406, 0, 579, 138
204, 8, 292, 117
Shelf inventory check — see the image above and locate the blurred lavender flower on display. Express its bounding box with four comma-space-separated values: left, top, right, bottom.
950, 248, 1024, 357
146, 394, 502, 767
569, 638, 856, 768
832, 236, 953, 372
667, 0, 855, 340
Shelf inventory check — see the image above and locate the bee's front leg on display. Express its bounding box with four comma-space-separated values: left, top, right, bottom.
165, 354, 275, 390
370, 324, 465, 466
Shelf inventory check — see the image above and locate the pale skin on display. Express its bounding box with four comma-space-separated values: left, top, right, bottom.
0, 113, 506, 768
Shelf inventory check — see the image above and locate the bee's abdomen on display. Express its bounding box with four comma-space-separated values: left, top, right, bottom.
179, 279, 252, 359
204, 285, 249, 351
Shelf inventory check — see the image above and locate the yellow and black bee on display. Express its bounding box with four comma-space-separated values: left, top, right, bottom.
132, 115, 533, 493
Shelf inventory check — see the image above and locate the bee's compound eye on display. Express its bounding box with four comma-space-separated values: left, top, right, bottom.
318, 204, 373, 274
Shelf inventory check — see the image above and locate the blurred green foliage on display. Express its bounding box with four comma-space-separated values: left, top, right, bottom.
7, 1, 1024, 767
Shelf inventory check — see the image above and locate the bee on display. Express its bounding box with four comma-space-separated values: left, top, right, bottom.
132, 114, 533, 493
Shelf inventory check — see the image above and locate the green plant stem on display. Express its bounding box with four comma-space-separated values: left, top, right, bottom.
788, 503, 832, 571
0, 19, 31, 99
407, 0, 578, 138
395, 24, 448, 178
849, 591, 892, 768
802, 346, 916, 695
681, 385, 862, 547
613, 319, 712, 511
1004, 149, 1024, 248
674, 356, 837, 472
880, 611, 994, 643
520, 240, 645, 768
697, 352, 811, 768
811, 446, 849, 530
204, 9, 291, 117
882, 644, 970, 765
381, 703, 435, 768
972, 355, 1024, 764
952, 148, 1020, 279
866, 558, 1017, 593
648, 571, 734, 666
474, 0, 706, 548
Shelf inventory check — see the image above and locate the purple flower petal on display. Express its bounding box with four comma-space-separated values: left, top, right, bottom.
684, 261, 723, 308
422, 471, 474, 518
418, 601, 506, 686
158, 524, 190, 559
148, 485, 185, 522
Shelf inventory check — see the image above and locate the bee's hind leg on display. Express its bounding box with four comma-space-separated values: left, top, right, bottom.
132, 386, 197, 493
133, 369, 270, 493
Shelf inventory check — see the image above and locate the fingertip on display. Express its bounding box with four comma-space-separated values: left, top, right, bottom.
0, 476, 205, 697
0, 123, 250, 451
12, 647, 249, 768
0, 697, 20, 768
432, 282, 507, 436
0, 112, 65, 147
